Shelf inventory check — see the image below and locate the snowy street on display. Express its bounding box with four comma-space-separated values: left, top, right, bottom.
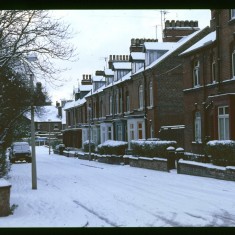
1, 146, 235, 227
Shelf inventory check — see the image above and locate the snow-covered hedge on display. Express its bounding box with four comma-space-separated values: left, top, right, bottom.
205, 140, 235, 166
97, 140, 128, 155
83, 140, 96, 153
130, 140, 177, 158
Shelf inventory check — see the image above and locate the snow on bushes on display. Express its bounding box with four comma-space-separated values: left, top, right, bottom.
205, 140, 235, 166
130, 140, 177, 158
83, 140, 96, 153
98, 140, 128, 155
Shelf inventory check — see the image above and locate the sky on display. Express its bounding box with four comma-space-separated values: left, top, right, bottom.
1, 145, 235, 227
42, 9, 211, 105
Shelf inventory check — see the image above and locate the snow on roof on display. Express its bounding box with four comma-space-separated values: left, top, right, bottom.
146, 28, 207, 70
112, 62, 131, 70
130, 52, 145, 61
26, 106, 62, 122
144, 41, 177, 50
180, 30, 216, 56
63, 98, 86, 110
92, 76, 105, 82
0, 178, 11, 187
104, 68, 114, 76
104, 71, 132, 90
79, 84, 93, 92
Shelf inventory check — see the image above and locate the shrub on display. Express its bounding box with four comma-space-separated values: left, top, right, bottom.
83, 140, 96, 153
205, 140, 235, 166
97, 140, 128, 155
130, 140, 177, 158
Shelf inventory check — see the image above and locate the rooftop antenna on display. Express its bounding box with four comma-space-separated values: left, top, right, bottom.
160, 10, 169, 38
99, 56, 108, 69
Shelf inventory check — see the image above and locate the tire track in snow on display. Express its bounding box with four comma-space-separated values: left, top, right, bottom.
73, 200, 119, 227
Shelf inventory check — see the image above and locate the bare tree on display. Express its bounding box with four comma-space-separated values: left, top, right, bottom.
0, 10, 77, 151
0, 10, 78, 84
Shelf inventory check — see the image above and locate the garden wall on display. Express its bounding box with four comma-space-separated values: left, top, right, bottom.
177, 160, 235, 182
129, 156, 168, 172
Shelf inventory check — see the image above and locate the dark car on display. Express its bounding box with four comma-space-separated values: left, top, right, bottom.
9, 142, 32, 163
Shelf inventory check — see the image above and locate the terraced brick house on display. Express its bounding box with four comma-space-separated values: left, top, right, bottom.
180, 9, 235, 153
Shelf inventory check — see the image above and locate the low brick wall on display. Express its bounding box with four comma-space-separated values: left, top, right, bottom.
129, 156, 168, 172
0, 179, 11, 217
177, 160, 235, 182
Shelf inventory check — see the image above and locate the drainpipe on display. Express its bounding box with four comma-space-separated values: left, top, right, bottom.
143, 63, 148, 140
216, 10, 221, 93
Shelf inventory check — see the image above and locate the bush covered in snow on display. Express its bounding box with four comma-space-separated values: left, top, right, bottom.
130, 140, 177, 158
83, 140, 96, 153
205, 140, 235, 166
97, 140, 128, 155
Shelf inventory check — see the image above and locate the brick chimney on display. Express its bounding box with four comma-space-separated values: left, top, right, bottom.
129, 38, 158, 53
81, 74, 92, 85
163, 20, 199, 42
108, 54, 130, 69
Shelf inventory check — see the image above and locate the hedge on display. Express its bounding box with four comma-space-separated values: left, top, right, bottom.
83, 140, 96, 153
205, 140, 235, 166
97, 140, 128, 155
130, 140, 177, 158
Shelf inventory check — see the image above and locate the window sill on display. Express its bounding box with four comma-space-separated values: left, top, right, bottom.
147, 106, 153, 110
192, 141, 202, 145
228, 18, 235, 25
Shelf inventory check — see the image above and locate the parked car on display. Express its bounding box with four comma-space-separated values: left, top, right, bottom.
9, 142, 32, 163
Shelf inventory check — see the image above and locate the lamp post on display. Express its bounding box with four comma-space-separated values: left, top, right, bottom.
48, 119, 51, 155
27, 54, 38, 190
87, 106, 92, 161
30, 73, 37, 189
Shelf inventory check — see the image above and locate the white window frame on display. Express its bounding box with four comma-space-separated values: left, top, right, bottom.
193, 60, 200, 87
211, 56, 216, 83
138, 84, 143, 109
218, 106, 229, 140
117, 125, 122, 141
115, 91, 119, 114
194, 112, 202, 142
232, 50, 235, 78
109, 95, 113, 115
127, 118, 145, 149
231, 9, 235, 19
100, 123, 113, 143
126, 93, 130, 112
149, 81, 153, 107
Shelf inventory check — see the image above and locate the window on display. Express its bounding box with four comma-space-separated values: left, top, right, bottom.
194, 112, 202, 142
232, 50, 235, 78
108, 126, 112, 140
119, 90, 122, 113
115, 92, 119, 114
231, 9, 235, 19
109, 95, 113, 115
138, 84, 143, 109
37, 123, 41, 130
218, 106, 229, 140
129, 123, 134, 141
211, 55, 216, 83
131, 62, 144, 74
138, 122, 143, 139
54, 123, 59, 130
149, 81, 153, 107
193, 60, 200, 87
99, 100, 103, 117
117, 125, 122, 141
126, 92, 130, 112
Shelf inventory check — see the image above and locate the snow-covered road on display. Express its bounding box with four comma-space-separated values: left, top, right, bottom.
1, 146, 235, 227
